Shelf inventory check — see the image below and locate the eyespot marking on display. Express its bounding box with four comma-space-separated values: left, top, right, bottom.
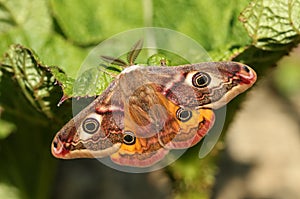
176, 108, 192, 122
82, 118, 100, 134
123, 131, 136, 145
192, 72, 211, 88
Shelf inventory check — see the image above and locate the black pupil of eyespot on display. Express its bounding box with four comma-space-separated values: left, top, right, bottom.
124, 134, 133, 142
123, 132, 136, 145
193, 72, 210, 88
197, 75, 207, 85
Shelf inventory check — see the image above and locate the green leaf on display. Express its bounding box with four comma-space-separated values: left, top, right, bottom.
0, 2, 17, 33
50, 0, 144, 45
0, 0, 88, 79
48, 66, 74, 99
0, 119, 16, 139
274, 57, 300, 95
240, 0, 300, 50
0, 44, 72, 199
147, 54, 172, 66
153, 0, 251, 51
0, 183, 20, 199
0, 0, 52, 55
37, 35, 89, 79
73, 67, 114, 97
1, 44, 56, 118
49, 64, 116, 100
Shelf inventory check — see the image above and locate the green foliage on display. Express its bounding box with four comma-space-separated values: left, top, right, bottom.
240, 0, 300, 50
152, 0, 251, 51
232, 0, 300, 79
274, 49, 300, 96
50, 0, 144, 45
0, 44, 72, 199
72, 67, 114, 97
0, 118, 16, 139
1, 45, 56, 118
0, 0, 300, 199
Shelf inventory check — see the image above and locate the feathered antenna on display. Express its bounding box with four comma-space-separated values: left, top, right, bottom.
100, 55, 128, 67
127, 39, 144, 65
100, 39, 144, 68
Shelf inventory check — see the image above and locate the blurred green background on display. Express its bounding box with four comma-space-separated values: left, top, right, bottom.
0, 0, 300, 199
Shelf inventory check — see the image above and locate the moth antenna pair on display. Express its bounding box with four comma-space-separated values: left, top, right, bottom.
100, 39, 144, 68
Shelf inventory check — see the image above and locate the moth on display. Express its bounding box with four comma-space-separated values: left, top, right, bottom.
51, 40, 257, 167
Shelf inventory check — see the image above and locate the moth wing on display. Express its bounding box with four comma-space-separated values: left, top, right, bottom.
51, 81, 126, 159
157, 90, 215, 149
109, 83, 215, 167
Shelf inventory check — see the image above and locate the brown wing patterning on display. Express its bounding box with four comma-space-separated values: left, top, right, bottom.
51, 61, 256, 167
